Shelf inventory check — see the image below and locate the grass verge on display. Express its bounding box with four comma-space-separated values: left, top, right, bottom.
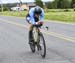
0, 10, 75, 23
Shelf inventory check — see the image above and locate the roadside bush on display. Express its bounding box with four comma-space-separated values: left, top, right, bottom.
0, 8, 1, 11
64, 9, 70, 12
3, 7, 10, 11
73, 8, 75, 11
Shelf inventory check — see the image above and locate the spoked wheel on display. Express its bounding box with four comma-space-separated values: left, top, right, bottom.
37, 32, 46, 58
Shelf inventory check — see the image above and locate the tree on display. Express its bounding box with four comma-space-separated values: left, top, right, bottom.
45, 0, 72, 9
54, 0, 59, 8
45, 2, 51, 9
0, 3, 18, 11
46, 1, 58, 9
64, 0, 71, 8
35, 0, 43, 8
57, 0, 71, 9
71, 0, 75, 8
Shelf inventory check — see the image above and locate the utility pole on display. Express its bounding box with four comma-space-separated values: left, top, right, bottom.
18, 0, 22, 15
42, 2, 47, 11
19, 0, 22, 7
0, 0, 3, 12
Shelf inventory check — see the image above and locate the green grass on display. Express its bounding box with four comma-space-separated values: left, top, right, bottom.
45, 11, 75, 22
0, 9, 75, 23
0, 11, 28, 17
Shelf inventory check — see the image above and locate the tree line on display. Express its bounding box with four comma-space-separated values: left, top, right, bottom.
35, 0, 75, 9
0, 0, 75, 11
0, 3, 18, 11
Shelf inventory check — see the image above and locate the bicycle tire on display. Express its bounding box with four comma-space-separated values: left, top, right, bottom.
38, 32, 46, 58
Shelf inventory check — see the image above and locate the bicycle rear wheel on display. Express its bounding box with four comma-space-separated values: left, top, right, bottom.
38, 32, 46, 58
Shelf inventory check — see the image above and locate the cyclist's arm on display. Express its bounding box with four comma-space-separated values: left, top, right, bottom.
29, 9, 36, 25
40, 9, 44, 21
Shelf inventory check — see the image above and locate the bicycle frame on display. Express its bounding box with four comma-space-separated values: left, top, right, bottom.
29, 25, 46, 58
32, 26, 40, 43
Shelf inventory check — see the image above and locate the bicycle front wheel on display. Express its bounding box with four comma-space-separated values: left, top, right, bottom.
38, 32, 46, 58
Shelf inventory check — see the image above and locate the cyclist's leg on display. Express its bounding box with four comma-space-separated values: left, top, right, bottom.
29, 24, 34, 43
26, 16, 34, 43
29, 24, 36, 52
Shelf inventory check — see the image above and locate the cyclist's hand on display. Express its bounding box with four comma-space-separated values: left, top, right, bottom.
35, 21, 43, 26
35, 22, 38, 25
38, 21, 44, 25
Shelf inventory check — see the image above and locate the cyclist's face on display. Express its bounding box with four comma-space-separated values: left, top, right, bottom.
35, 14, 40, 18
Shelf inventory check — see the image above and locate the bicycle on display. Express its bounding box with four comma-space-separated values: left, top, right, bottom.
29, 24, 46, 58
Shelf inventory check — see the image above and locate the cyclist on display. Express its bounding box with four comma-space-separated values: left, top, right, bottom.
26, 6, 44, 44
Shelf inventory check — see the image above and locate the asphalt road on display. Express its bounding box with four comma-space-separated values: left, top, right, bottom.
0, 15, 75, 63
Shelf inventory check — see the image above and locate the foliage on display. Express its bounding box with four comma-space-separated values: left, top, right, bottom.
35, 0, 43, 8
45, 0, 72, 9
71, 0, 75, 8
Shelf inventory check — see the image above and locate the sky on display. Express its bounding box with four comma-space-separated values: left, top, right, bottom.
0, 0, 54, 4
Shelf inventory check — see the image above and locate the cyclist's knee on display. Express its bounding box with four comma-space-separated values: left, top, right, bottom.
29, 24, 33, 31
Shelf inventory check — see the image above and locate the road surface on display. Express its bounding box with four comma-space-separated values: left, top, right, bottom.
0, 15, 75, 63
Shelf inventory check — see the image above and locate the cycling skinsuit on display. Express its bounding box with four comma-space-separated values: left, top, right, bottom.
26, 7, 44, 25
